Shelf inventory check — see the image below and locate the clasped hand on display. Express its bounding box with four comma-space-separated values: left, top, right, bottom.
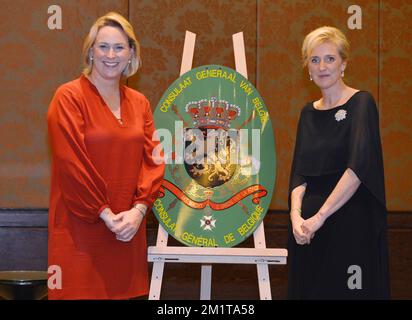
291, 212, 325, 245
101, 208, 145, 242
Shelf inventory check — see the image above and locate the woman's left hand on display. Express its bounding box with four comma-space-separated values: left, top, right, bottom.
301, 213, 326, 240
113, 208, 145, 242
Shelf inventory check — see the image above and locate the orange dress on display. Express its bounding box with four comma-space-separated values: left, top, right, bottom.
47, 75, 165, 299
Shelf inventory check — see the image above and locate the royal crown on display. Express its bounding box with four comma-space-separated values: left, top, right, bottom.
185, 97, 241, 129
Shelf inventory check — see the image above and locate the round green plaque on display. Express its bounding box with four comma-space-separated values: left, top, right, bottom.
153, 64, 276, 247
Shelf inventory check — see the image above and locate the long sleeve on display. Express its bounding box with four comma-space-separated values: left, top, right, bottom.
133, 100, 165, 209
288, 112, 307, 209
47, 86, 110, 223
347, 92, 386, 208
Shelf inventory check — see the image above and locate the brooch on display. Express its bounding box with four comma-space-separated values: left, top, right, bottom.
335, 109, 347, 122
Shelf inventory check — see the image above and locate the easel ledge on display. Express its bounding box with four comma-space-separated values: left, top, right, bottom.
149, 246, 287, 265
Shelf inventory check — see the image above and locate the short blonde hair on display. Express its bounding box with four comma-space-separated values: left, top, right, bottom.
301, 26, 349, 67
82, 12, 141, 77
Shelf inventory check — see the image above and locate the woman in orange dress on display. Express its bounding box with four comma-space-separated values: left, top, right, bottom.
47, 12, 165, 299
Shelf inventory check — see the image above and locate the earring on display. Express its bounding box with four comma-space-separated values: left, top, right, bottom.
90, 56, 94, 61
128, 60, 131, 64
341, 70, 344, 77
309, 73, 312, 81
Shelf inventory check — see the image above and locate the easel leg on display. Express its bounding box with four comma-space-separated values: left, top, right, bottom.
180, 31, 196, 75
149, 30, 197, 301
149, 224, 169, 300
232, 32, 248, 79
200, 264, 212, 300
256, 264, 271, 300
149, 261, 165, 300
254, 222, 272, 300
234, 31, 274, 300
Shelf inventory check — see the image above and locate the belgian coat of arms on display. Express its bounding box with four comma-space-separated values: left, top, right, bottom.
184, 97, 240, 188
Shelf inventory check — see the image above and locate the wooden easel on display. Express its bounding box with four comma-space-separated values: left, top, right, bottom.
148, 31, 287, 300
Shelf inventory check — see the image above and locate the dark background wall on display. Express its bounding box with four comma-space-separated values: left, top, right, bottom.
0, 0, 411, 299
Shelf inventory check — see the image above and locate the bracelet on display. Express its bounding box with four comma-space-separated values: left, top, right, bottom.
133, 204, 147, 217
291, 208, 302, 214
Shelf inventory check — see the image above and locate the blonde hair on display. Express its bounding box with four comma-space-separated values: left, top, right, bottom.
82, 12, 141, 77
301, 26, 349, 67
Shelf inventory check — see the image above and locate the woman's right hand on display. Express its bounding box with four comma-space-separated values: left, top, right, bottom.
291, 212, 312, 245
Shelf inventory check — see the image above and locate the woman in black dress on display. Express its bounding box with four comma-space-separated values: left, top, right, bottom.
288, 26, 390, 299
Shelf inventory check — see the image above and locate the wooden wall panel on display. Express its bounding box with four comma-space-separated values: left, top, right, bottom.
0, 210, 48, 271
257, 0, 379, 209
380, 0, 412, 210
0, 0, 128, 207
128, 0, 257, 109
1, 1, 410, 212
1, 209, 411, 299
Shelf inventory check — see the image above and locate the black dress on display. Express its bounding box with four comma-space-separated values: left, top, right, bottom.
287, 91, 390, 299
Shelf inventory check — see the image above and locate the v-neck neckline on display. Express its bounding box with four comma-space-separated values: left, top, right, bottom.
82, 75, 126, 128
